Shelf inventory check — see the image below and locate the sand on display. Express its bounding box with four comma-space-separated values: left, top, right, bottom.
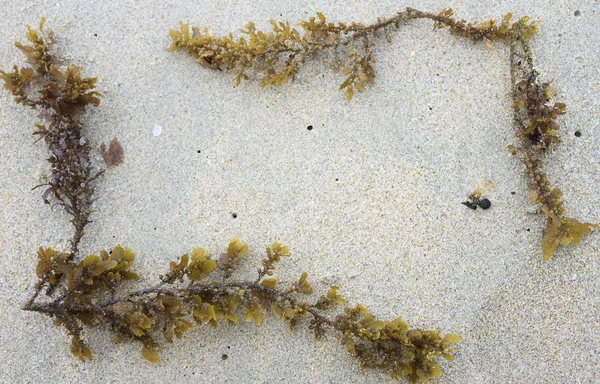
0, 0, 599, 382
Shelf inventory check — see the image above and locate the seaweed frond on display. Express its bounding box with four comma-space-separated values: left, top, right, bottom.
14, 17, 55, 74
2, 19, 103, 301
423, 8, 538, 42
25, 238, 461, 382
509, 22, 597, 260
168, 8, 536, 99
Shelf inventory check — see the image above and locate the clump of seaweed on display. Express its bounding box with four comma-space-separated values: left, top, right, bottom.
168, 8, 537, 99
1, 19, 102, 300
3, 19, 460, 383
170, 9, 597, 260
508, 22, 597, 260
28, 239, 461, 382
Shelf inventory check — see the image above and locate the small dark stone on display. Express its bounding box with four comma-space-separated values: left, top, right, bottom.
574, 10, 581, 16
307, 125, 313, 131
511, 191, 516, 195
232, 213, 237, 219
575, 130, 582, 137
221, 354, 228, 360
477, 198, 491, 210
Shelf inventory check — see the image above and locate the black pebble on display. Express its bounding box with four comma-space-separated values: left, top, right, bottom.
477, 198, 491, 210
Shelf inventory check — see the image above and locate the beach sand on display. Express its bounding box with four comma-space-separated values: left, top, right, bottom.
0, 1, 599, 382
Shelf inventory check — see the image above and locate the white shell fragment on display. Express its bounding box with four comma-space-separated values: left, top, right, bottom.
153, 124, 163, 137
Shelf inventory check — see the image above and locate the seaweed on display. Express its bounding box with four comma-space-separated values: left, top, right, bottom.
170, 8, 597, 260
168, 8, 537, 99
27, 240, 461, 382
1, 18, 102, 301
508, 21, 598, 260
3, 19, 460, 383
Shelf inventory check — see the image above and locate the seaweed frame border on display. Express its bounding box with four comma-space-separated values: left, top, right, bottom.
0, 7, 598, 384
168, 7, 598, 261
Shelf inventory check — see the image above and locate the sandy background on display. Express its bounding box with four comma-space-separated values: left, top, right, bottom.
1, 0, 599, 383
